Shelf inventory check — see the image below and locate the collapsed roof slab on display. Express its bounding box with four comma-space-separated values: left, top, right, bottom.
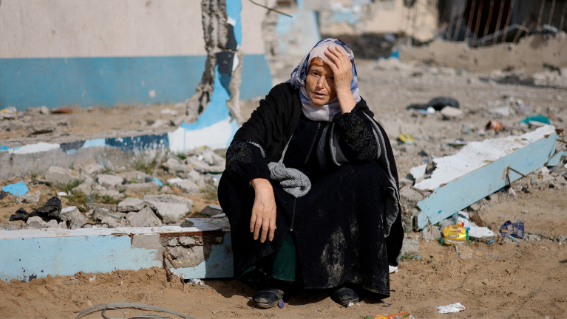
415, 125, 563, 229
0, 218, 233, 282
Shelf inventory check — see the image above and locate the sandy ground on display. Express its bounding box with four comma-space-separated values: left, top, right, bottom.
1, 56, 567, 317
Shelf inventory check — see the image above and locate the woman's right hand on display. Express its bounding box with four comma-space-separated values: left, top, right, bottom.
250, 178, 277, 243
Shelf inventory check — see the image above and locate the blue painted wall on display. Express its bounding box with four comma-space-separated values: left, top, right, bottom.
0, 54, 272, 110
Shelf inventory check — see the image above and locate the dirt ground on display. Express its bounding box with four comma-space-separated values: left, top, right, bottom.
1, 54, 567, 317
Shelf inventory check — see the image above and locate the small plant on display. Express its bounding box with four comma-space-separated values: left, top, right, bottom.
201, 184, 219, 202
174, 152, 187, 161
61, 179, 84, 193
101, 195, 120, 205
67, 191, 89, 207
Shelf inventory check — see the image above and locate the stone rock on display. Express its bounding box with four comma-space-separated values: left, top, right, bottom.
72, 177, 95, 196
200, 148, 226, 166
179, 236, 196, 245
169, 245, 210, 268
167, 238, 179, 246
162, 157, 188, 174
100, 215, 121, 228
45, 166, 79, 188
187, 170, 205, 187
180, 219, 195, 228
93, 208, 124, 222
70, 215, 86, 230
116, 170, 151, 183
440, 106, 464, 119
60, 206, 80, 221
422, 225, 441, 242
74, 161, 106, 176
143, 194, 192, 224
117, 197, 145, 212
118, 182, 159, 193
97, 174, 124, 189
200, 204, 223, 216
27, 121, 56, 135
94, 189, 124, 200
167, 178, 200, 194
401, 238, 420, 255
126, 207, 163, 227
159, 186, 173, 193
26, 217, 64, 229
525, 234, 541, 241
186, 156, 224, 173
86, 203, 117, 212
16, 190, 41, 204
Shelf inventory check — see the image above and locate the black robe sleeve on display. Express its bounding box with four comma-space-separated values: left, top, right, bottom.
332, 100, 380, 163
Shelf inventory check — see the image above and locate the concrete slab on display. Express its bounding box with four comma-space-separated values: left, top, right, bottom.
0, 218, 232, 282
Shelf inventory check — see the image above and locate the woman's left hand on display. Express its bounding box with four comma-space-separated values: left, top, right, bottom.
323, 46, 353, 94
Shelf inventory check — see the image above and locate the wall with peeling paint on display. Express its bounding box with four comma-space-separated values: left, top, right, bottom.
0, 0, 273, 110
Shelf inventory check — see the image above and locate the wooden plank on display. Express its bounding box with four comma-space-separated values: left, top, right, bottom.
417, 133, 558, 229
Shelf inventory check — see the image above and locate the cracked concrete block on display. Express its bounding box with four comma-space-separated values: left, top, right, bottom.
187, 170, 205, 187
163, 157, 188, 174
100, 215, 121, 228
72, 177, 95, 196
126, 207, 162, 227
45, 166, 79, 188
26, 216, 48, 229
116, 170, 151, 183
60, 206, 80, 221
400, 186, 424, 213
179, 236, 196, 246
96, 189, 124, 200
97, 174, 124, 189
186, 156, 224, 173
16, 190, 41, 204
117, 197, 145, 212
144, 194, 192, 224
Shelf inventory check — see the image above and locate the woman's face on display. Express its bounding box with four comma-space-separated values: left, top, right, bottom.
305, 62, 336, 106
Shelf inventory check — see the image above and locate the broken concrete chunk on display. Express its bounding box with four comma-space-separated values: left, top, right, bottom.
186, 156, 224, 173
131, 234, 163, 252
187, 169, 205, 187
408, 164, 427, 181
167, 238, 179, 246
72, 177, 95, 196
143, 194, 192, 224
167, 178, 200, 194
401, 238, 420, 255
126, 207, 162, 227
162, 157, 188, 174
440, 106, 463, 119
100, 215, 121, 228
525, 234, 542, 241
27, 121, 55, 135
116, 170, 151, 183
97, 174, 124, 189
179, 236, 196, 245
70, 215, 86, 230
45, 166, 79, 188
26, 216, 48, 229
73, 160, 105, 177
16, 190, 41, 204
180, 219, 194, 228
168, 245, 210, 268
60, 206, 80, 221
399, 186, 424, 213
159, 185, 173, 193
117, 197, 145, 212
118, 182, 159, 193
422, 225, 441, 242
200, 204, 223, 216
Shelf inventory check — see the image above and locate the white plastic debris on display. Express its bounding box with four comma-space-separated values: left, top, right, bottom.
57, 191, 67, 197
468, 226, 495, 239
161, 109, 178, 115
437, 302, 466, 313
188, 278, 206, 287
389, 265, 399, 274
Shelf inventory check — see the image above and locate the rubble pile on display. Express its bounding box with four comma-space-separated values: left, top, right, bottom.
0, 147, 227, 231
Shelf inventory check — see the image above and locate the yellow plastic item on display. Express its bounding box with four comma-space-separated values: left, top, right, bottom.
442, 225, 469, 245
398, 134, 414, 144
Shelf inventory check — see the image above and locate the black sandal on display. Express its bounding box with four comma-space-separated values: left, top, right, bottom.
331, 286, 361, 306
252, 288, 285, 308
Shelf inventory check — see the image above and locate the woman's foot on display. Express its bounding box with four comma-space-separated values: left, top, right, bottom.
331, 286, 360, 306
252, 288, 285, 308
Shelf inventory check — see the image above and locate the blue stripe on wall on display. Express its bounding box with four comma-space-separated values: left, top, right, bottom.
0, 54, 272, 110
241, 54, 273, 100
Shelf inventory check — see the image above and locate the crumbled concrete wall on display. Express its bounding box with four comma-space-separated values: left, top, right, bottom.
186, 0, 243, 123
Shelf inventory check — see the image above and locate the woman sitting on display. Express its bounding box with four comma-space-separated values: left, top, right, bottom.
218, 38, 403, 308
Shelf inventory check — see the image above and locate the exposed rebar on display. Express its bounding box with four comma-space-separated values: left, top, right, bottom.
482, 0, 495, 46
249, 0, 292, 18
560, 0, 567, 31
493, 0, 505, 45
472, 3, 483, 44
464, 0, 476, 43
502, 0, 515, 42
446, 4, 457, 40
537, 0, 546, 28
548, 0, 556, 25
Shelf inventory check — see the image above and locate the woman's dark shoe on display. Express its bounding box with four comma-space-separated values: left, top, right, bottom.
331, 286, 360, 306
252, 288, 285, 308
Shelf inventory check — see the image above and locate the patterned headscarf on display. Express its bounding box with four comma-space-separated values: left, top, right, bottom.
288, 38, 361, 122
